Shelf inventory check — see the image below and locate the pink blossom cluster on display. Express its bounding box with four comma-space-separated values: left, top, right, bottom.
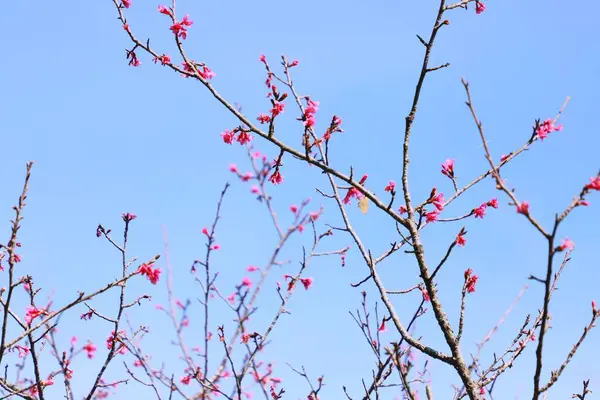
137, 262, 162, 285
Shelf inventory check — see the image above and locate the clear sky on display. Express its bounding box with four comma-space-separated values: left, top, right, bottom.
1, 0, 599, 398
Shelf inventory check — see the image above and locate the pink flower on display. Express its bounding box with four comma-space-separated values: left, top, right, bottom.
237, 131, 252, 145
475, 1, 486, 14
251, 185, 260, 194
14, 345, 30, 358
578, 200, 590, 206
170, 23, 186, 39
241, 277, 253, 288
474, 203, 487, 219
221, 129, 235, 144
536, 118, 563, 141
456, 233, 467, 246
343, 188, 362, 204
152, 54, 171, 66
303, 115, 316, 128
290, 205, 298, 213
309, 211, 320, 221
83, 342, 97, 359
199, 66, 215, 80
137, 263, 162, 285
288, 60, 299, 67
557, 237, 575, 252
227, 293, 236, 303
425, 210, 439, 223
122, 0, 131, 8
305, 99, 319, 114
133, 359, 143, 367
180, 375, 192, 385
593, 300, 597, 312
303, 99, 319, 129
229, 164, 238, 173
300, 277, 313, 290
421, 288, 430, 302
25, 306, 45, 325
584, 176, 600, 191
241, 333, 250, 344
269, 170, 283, 185
241, 172, 254, 182
516, 201, 530, 215
257, 113, 271, 124
441, 159, 455, 178
122, 212, 137, 222
500, 153, 512, 162
487, 198, 499, 209
211, 244, 220, 250
343, 175, 368, 204
270, 101, 285, 117
378, 319, 387, 333
259, 54, 266, 64
398, 205, 407, 214
432, 192, 445, 211
181, 15, 193, 26
384, 180, 396, 192
170, 15, 193, 40
106, 331, 127, 355
81, 310, 93, 320
464, 269, 478, 293
247, 265, 259, 272
158, 5, 171, 16
202, 227, 209, 236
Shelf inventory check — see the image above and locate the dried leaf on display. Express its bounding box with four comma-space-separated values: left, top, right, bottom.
358, 197, 369, 214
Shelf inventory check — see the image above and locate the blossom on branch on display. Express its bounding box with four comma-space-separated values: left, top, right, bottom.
432, 192, 445, 211
157, 5, 171, 16
584, 176, 600, 191
474, 203, 487, 219
257, 113, 271, 124
343, 174, 368, 204
441, 159, 455, 178
83, 342, 97, 359
269, 170, 283, 185
137, 263, 161, 285
152, 54, 171, 66
24, 306, 46, 325
424, 209, 439, 223
475, 1, 486, 14
516, 201, 530, 215
106, 331, 127, 355
122, 212, 137, 222
464, 269, 478, 293
170, 14, 193, 40
557, 237, 575, 252
456, 232, 467, 246
536, 118, 563, 141
384, 180, 396, 193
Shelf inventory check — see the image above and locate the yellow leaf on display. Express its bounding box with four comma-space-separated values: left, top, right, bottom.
358, 197, 369, 214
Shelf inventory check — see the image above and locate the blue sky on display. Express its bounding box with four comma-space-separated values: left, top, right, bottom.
1, 0, 599, 398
